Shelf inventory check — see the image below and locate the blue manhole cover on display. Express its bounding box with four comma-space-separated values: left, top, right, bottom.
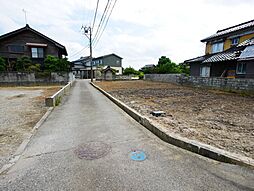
130, 150, 146, 161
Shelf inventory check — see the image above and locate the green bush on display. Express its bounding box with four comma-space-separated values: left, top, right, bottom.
123, 67, 140, 75
139, 72, 144, 79
16, 56, 33, 72
44, 55, 70, 72
142, 56, 190, 75
27, 64, 41, 72
0, 57, 6, 72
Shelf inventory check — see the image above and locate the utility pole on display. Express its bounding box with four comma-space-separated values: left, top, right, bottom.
83, 26, 93, 82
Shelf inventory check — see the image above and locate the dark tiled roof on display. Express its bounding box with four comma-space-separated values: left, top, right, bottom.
94, 53, 123, 60
184, 55, 211, 63
202, 50, 241, 63
237, 38, 254, 47
201, 19, 254, 42
0, 24, 67, 55
72, 56, 90, 64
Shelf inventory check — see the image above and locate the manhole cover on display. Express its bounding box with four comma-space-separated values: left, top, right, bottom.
74, 141, 111, 160
130, 150, 147, 161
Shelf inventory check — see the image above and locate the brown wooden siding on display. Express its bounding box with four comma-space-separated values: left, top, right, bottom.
190, 63, 200, 76
0, 30, 60, 62
245, 61, 254, 78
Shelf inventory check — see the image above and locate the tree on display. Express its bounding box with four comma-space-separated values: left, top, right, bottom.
179, 62, 190, 75
44, 55, 70, 72
16, 56, 33, 72
0, 57, 6, 72
27, 64, 41, 72
123, 67, 139, 75
158, 56, 171, 67
156, 56, 180, 74
154, 56, 189, 74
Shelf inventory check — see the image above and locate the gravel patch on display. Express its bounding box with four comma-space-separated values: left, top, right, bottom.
0, 87, 61, 169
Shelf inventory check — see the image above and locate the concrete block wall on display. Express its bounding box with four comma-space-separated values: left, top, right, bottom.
0, 72, 72, 86
145, 74, 184, 84
144, 74, 254, 92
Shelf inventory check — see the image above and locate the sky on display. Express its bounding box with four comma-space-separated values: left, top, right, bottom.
0, 0, 253, 69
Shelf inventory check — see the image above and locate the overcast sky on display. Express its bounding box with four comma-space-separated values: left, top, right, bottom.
0, 0, 253, 69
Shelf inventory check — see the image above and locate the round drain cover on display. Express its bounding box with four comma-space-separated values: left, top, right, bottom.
74, 141, 111, 160
130, 150, 146, 161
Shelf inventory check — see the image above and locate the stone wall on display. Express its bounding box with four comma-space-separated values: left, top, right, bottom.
145, 74, 254, 92
0, 72, 73, 86
96, 75, 132, 81
145, 74, 184, 84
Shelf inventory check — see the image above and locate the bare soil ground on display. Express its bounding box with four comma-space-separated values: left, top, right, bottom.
0, 86, 61, 169
95, 80, 254, 159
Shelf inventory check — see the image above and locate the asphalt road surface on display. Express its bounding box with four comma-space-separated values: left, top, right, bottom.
1, 80, 254, 191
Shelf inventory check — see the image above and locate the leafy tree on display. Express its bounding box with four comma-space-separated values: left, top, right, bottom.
179, 63, 190, 75
139, 72, 144, 79
16, 56, 33, 72
153, 56, 190, 75
158, 56, 171, 67
44, 55, 70, 72
44, 55, 58, 72
123, 67, 139, 75
0, 57, 6, 72
27, 64, 41, 72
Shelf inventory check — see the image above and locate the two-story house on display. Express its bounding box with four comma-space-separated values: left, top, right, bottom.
93, 53, 123, 75
72, 53, 123, 79
0, 24, 68, 67
185, 19, 254, 78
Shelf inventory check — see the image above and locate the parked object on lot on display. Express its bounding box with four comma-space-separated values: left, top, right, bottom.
150, 111, 166, 117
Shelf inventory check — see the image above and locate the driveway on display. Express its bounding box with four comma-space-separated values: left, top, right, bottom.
0, 80, 253, 191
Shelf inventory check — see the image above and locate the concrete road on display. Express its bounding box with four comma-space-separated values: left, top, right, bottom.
1, 80, 254, 191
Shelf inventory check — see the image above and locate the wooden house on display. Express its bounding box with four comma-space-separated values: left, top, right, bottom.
0, 24, 67, 67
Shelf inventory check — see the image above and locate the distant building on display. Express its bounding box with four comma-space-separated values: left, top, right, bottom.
101, 66, 115, 81
72, 53, 123, 79
93, 53, 123, 75
71, 56, 94, 79
140, 64, 155, 71
185, 19, 254, 78
0, 24, 67, 67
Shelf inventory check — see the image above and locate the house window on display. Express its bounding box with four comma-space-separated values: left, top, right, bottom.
231, 37, 239, 46
8, 45, 24, 53
212, 42, 224, 53
31, 47, 44, 58
236, 63, 246, 74
200, 66, 210, 77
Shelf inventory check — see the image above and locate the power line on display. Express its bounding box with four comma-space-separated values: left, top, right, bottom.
69, 44, 90, 59
92, 0, 100, 31
92, 0, 112, 44
93, 0, 118, 48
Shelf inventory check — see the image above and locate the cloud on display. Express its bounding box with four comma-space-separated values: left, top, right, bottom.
0, 0, 253, 69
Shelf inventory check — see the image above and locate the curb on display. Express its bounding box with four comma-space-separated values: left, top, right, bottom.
0, 107, 54, 175
91, 82, 254, 168
45, 80, 75, 107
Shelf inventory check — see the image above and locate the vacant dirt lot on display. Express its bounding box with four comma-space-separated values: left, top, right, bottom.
0, 86, 61, 169
95, 80, 254, 159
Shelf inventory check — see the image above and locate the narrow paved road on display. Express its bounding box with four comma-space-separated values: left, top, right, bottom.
1, 80, 254, 191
